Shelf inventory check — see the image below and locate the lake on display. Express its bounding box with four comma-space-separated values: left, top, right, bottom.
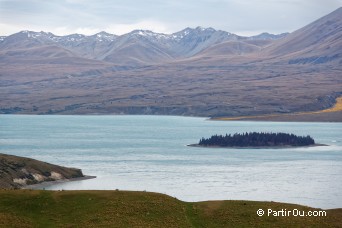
1, 115, 341, 209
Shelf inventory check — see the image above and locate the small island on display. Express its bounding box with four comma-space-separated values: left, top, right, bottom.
189, 132, 323, 148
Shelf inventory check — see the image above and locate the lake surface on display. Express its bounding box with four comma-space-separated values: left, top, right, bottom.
1, 115, 341, 209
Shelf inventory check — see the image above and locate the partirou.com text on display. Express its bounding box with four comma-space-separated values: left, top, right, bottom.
257, 208, 326, 217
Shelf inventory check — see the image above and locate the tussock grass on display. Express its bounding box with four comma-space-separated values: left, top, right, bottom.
0, 190, 341, 227
215, 96, 342, 121
320, 97, 342, 113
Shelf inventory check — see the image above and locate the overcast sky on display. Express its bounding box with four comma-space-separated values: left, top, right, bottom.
0, 0, 341, 36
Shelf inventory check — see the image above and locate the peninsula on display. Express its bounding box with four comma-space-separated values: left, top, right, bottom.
189, 132, 322, 148
0, 153, 91, 189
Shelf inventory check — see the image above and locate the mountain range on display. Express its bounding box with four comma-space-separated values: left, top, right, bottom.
0, 27, 287, 65
0, 7, 341, 117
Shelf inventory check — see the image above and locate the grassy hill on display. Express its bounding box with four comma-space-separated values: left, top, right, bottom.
0, 153, 84, 189
0, 190, 341, 227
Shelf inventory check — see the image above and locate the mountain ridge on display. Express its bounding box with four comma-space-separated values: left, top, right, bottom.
0, 27, 288, 65
0, 27, 286, 43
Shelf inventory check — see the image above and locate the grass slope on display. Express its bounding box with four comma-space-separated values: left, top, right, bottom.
0, 190, 341, 227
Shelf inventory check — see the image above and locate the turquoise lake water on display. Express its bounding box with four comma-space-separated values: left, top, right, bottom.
1, 115, 341, 209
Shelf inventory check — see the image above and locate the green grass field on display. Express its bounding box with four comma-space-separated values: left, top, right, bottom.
0, 190, 341, 227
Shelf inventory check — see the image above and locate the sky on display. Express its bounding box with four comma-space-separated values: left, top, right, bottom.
0, 0, 341, 36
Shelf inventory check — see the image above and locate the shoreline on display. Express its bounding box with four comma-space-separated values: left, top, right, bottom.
211, 97, 342, 122
1, 96, 341, 122
1, 113, 341, 123
22, 175, 96, 190
187, 143, 328, 149
210, 112, 342, 122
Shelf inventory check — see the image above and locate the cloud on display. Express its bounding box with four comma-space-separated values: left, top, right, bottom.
53, 27, 100, 36
0, 0, 341, 36
42, 20, 173, 36
0, 23, 21, 36
105, 20, 172, 35
0, 20, 173, 36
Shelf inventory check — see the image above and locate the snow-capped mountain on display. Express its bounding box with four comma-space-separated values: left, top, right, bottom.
0, 27, 287, 65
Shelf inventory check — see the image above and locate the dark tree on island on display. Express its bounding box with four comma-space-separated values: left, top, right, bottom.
198, 132, 315, 147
